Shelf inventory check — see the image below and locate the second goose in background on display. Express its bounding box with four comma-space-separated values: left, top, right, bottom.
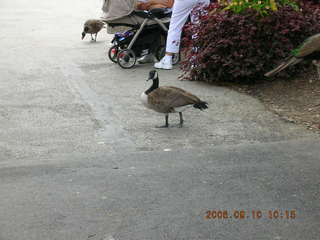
82, 19, 105, 41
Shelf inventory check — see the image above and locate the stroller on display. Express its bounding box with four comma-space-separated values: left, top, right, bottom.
101, 0, 179, 69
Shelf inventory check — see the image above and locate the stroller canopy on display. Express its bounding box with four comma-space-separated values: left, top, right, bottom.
102, 0, 137, 21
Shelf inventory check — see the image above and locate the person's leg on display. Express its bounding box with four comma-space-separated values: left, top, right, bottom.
166, 0, 209, 53
154, 0, 196, 69
155, 0, 210, 69
166, 0, 195, 54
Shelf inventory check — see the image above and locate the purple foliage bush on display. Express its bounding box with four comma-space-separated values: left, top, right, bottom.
180, 1, 320, 83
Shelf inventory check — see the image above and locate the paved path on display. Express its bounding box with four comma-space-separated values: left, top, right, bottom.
0, 0, 319, 239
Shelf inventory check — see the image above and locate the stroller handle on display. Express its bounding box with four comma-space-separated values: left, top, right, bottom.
133, 8, 171, 19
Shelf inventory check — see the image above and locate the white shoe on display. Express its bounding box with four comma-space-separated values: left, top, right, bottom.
138, 54, 156, 64
154, 57, 173, 70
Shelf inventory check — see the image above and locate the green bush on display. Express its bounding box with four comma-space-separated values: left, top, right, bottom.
180, 0, 320, 83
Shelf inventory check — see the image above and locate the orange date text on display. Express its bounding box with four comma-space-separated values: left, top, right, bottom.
205, 209, 296, 220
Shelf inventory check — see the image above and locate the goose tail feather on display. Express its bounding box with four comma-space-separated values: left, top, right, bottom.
264, 57, 302, 77
193, 101, 208, 111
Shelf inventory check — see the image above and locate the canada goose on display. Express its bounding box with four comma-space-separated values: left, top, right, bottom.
265, 33, 320, 79
82, 19, 105, 41
141, 70, 208, 128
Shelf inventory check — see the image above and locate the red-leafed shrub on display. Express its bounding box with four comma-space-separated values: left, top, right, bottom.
180, 1, 320, 83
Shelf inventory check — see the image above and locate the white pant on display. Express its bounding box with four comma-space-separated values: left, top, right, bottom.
166, 0, 209, 53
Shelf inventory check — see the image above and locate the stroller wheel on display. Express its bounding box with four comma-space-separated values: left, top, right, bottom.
117, 49, 136, 69
156, 45, 180, 65
108, 45, 119, 63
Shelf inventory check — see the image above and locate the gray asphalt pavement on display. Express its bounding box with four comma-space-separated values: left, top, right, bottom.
0, 139, 319, 240
0, 0, 319, 239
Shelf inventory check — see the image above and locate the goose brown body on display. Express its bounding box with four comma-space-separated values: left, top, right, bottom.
147, 86, 203, 113
141, 70, 208, 127
82, 19, 105, 41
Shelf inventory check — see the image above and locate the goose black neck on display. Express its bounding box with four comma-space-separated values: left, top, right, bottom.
145, 77, 159, 94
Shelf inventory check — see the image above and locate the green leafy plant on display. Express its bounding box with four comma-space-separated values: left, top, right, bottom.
220, 0, 298, 15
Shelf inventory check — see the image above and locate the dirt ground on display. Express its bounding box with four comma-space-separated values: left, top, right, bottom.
233, 66, 320, 132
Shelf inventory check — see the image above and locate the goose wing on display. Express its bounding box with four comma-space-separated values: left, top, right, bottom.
164, 86, 201, 104
148, 86, 200, 112
264, 56, 302, 77
84, 19, 94, 26
95, 20, 105, 29
84, 20, 104, 32
294, 33, 320, 58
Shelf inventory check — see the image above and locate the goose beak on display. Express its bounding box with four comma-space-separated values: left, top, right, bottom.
81, 32, 86, 40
